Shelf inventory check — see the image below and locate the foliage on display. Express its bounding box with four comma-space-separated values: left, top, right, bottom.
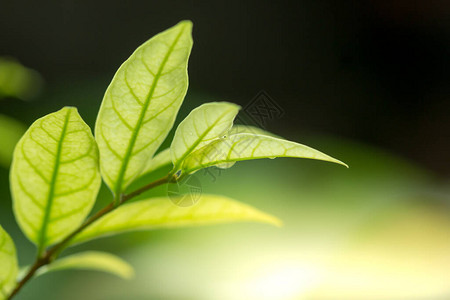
0, 227, 18, 300
35, 251, 134, 280
1, 21, 346, 299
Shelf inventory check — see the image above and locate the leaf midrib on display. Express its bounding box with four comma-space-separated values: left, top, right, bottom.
183, 134, 345, 173
37, 109, 71, 254
113, 24, 187, 196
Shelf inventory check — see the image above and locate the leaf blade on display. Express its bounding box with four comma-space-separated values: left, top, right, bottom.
170, 102, 240, 170
182, 133, 348, 173
227, 124, 280, 138
140, 148, 172, 176
72, 195, 281, 245
95, 21, 193, 195
37, 251, 134, 280
0, 226, 18, 299
10, 107, 101, 252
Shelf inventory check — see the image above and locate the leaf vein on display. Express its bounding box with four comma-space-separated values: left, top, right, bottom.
60, 142, 94, 164
124, 73, 144, 106
99, 126, 123, 159
54, 173, 97, 197
37, 109, 71, 253
113, 24, 188, 194
29, 135, 55, 156
49, 205, 88, 223
131, 130, 166, 156
17, 175, 44, 209
21, 147, 50, 184
39, 124, 59, 142
250, 140, 263, 157
111, 100, 134, 130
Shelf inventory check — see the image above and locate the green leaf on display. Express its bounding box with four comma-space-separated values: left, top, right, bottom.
171, 102, 240, 171
36, 251, 134, 280
0, 226, 18, 300
0, 57, 43, 101
95, 21, 193, 195
10, 107, 101, 254
218, 125, 281, 169
0, 114, 26, 168
72, 195, 281, 245
182, 133, 348, 174
140, 148, 171, 176
228, 124, 280, 138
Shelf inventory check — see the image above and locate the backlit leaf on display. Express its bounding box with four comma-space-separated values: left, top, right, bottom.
37, 251, 134, 279
95, 21, 193, 195
0, 226, 18, 300
140, 148, 171, 176
182, 133, 348, 174
72, 195, 281, 245
171, 102, 240, 171
227, 124, 279, 137
10, 107, 101, 254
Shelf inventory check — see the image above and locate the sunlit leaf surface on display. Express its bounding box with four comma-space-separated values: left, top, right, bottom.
37, 251, 134, 279
171, 102, 240, 170
72, 195, 281, 245
95, 21, 193, 195
139, 148, 171, 176
0, 226, 18, 300
10, 107, 101, 253
182, 133, 348, 174
228, 124, 280, 137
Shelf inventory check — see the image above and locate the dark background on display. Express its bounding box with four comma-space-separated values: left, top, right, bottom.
1, 0, 449, 176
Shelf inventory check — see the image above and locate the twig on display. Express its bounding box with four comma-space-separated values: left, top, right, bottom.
7, 174, 173, 299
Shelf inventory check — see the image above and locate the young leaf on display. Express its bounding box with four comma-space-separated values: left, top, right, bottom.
95, 21, 193, 195
182, 133, 348, 174
227, 124, 280, 138
0, 226, 18, 300
140, 148, 171, 176
71, 195, 281, 245
170, 102, 240, 171
219, 125, 280, 170
10, 107, 101, 254
36, 251, 134, 280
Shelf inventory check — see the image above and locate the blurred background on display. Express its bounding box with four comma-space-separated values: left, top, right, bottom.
1, 1, 449, 299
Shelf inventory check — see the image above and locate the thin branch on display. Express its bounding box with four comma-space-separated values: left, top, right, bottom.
7, 174, 174, 300
121, 174, 175, 203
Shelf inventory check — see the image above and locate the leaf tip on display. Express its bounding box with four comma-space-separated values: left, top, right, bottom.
334, 158, 349, 169
317, 151, 348, 169
61, 106, 78, 113
177, 20, 193, 32
267, 215, 284, 228
255, 211, 283, 227
216, 101, 242, 115
121, 265, 135, 280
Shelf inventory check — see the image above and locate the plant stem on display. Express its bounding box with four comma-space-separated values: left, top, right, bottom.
121, 175, 176, 203
7, 174, 173, 300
